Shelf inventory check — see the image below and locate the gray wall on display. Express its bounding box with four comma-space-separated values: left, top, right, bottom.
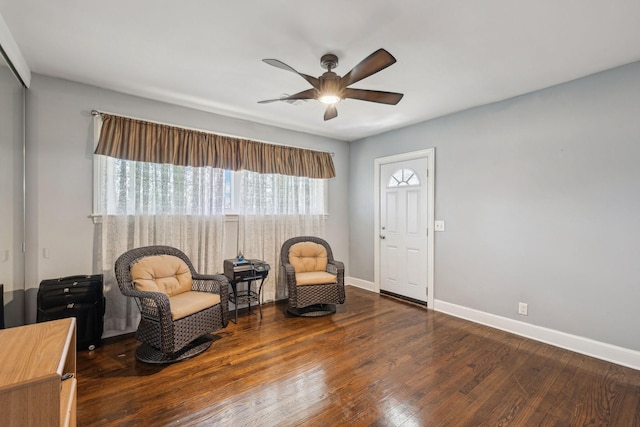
24, 74, 349, 323
349, 61, 640, 352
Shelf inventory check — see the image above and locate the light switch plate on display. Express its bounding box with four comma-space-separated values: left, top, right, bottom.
434, 220, 445, 231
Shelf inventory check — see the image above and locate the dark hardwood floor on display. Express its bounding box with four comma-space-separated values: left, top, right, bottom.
77, 286, 640, 426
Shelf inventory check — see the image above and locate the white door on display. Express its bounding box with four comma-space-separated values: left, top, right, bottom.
379, 157, 430, 303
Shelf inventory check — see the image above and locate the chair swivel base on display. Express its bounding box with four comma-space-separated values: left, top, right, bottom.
287, 303, 337, 317
135, 335, 213, 364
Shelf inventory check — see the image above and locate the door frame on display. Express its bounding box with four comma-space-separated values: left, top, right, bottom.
374, 148, 435, 308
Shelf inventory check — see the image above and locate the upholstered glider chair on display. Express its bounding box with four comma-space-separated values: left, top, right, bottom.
280, 236, 345, 317
115, 246, 229, 363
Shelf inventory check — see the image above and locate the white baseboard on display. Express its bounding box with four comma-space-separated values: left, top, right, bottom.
434, 299, 640, 371
346, 276, 376, 292
343, 278, 639, 370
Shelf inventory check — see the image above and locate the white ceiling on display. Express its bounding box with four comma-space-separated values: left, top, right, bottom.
1, 0, 639, 141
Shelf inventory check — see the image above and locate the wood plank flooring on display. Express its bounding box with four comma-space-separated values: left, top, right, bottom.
76, 286, 640, 426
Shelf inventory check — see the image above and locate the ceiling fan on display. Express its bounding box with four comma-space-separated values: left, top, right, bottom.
258, 48, 404, 121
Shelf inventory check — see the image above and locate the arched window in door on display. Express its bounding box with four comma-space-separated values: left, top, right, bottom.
387, 168, 420, 187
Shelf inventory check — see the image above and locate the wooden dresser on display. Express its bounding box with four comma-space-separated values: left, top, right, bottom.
0, 318, 77, 426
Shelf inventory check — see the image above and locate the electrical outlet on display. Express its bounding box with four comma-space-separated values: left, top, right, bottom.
434, 220, 445, 231
518, 302, 528, 316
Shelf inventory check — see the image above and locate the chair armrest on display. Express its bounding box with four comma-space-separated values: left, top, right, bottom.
192, 273, 228, 294
282, 262, 296, 277
121, 287, 171, 321
119, 285, 169, 304
327, 260, 345, 274
281, 262, 298, 303
192, 273, 229, 327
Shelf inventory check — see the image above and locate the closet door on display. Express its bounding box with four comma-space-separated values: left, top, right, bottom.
0, 51, 25, 327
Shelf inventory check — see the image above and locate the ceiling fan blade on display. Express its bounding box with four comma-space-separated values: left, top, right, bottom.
324, 105, 338, 121
340, 49, 397, 88
258, 98, 284, 104
343, 88, 404, 105
258, 88, 316, 104
262, 59, 320, 89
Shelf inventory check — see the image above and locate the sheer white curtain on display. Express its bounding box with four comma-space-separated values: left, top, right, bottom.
237, 170, 326, 302
95, 155, 225, 332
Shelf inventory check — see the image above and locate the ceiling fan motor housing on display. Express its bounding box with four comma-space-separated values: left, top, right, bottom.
319, 72, 341, 100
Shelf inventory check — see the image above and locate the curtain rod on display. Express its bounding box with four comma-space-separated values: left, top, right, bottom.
91, 109, 335, 156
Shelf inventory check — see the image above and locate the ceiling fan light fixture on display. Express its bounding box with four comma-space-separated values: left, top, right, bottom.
318, 93, 341, 105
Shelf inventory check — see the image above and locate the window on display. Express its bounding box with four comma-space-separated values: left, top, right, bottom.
388, 168, 420, 187
238, 169, 326, 215
95, 156, 225, 216
224, 169, 232, 210
94, 155, 326, 217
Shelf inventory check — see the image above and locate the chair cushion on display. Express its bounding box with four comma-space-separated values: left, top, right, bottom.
131, 255, 193, 297
296, 271, 337, 286
289, 242, 328, 273
168, 291, 221, 320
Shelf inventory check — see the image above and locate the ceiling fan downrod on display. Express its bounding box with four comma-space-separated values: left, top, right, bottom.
320, 53, 339, 72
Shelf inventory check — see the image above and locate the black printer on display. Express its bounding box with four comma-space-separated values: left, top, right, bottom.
223, 258, 270, 282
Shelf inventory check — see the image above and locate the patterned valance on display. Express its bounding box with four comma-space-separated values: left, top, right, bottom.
94, 114, 336, 179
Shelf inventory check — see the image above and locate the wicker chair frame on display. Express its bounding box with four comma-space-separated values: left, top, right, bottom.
280, 236, 345, 316
114, 245, 229, 363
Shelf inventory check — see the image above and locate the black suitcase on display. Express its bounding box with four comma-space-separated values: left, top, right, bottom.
37, 274, 105, 350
